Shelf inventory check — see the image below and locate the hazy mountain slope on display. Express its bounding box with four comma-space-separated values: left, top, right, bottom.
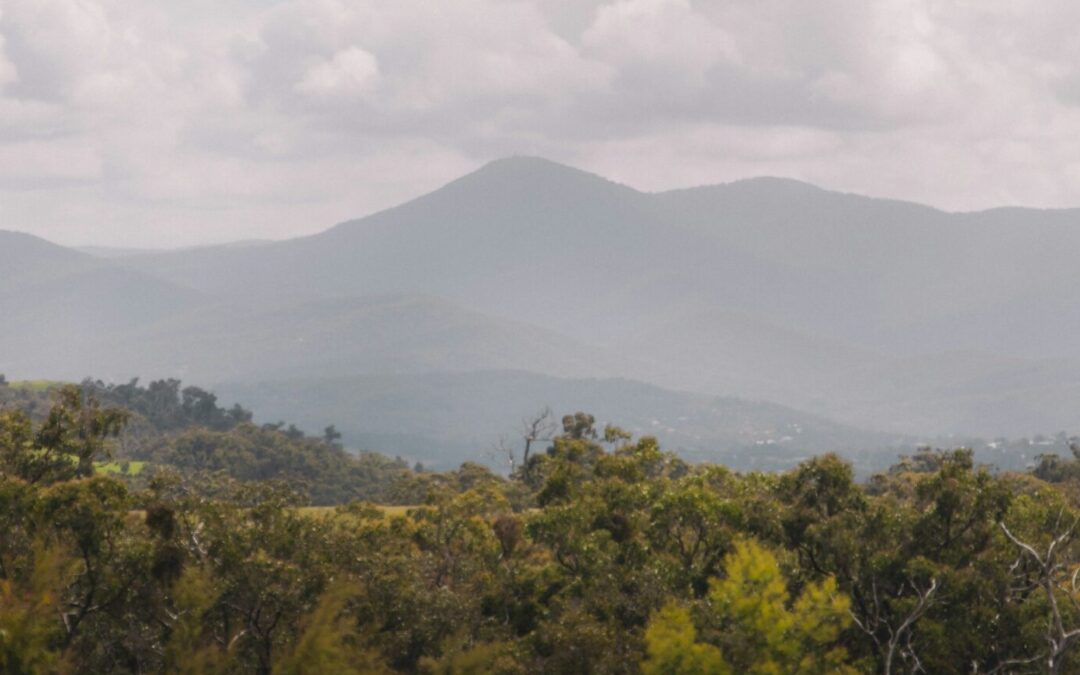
649, 179, 1080, 354
608, 301, 1080, 436
103, 157, 1080, 436
853, 351, 1080, 436
614, 306, 881, 409
0, 266, 210, 379
118, 158, 802, 341
10, 158, 1080, 441
119, 157, 1080, 358
217, 370, 900, 471
5, 294, 631, 385
76, 239, 272, 259
0, 230, 104, 289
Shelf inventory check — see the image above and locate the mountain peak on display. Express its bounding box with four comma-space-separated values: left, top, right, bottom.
476, 155, 594, 176
446, 155, 640, 198
727, 176, 826, 192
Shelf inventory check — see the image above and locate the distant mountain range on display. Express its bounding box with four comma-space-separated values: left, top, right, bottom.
4, 156, 1080, 467
217, 370, 901, 474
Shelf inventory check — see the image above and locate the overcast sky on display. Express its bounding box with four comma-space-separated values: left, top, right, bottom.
2, 0, 1079, 247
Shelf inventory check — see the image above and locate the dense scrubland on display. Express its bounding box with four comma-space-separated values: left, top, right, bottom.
5, 379, 1080, 673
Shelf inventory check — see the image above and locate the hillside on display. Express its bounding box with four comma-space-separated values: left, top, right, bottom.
117, 159, 1080, 357
0, 230, 104, 289
100, 157, 1080, 437
649, 178, 1080, 357
6, 157, 1078, 442
0, 236, 212, 378
216, 370, 903, 472
1, 293, 631, 384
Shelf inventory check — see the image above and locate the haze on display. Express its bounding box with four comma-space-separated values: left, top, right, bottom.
3, 0, 1080, 248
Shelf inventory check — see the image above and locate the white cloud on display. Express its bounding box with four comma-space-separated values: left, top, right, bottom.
295, 46, 380, 98
0, 0, 1079, 247
0, 138, 101, 186
0, 10, 17, 90
583, 0, 739, 84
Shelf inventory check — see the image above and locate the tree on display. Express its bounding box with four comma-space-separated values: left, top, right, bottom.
560, 412, 596, 440
849, 573, 939, 675
642, 603, 727, 675
3, 386, 129, 483
0, 544, 71, 674
322, 425, 342, 448
1000, 510, 1080, 674
642, 539, 857, 674
518, 408, 555, 480
273, 583, 391, 675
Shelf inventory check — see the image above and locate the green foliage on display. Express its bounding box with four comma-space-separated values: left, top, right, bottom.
37, 385, 130, 479
83, 378, 251, 432
0, 377, 416, 504
4, 398, 1080, 673
150, 423, 408, 505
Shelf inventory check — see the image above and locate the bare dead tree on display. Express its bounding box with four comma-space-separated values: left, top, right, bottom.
520, 407, 555, 480
488, 435, 515, 474
850, 575, 939, 675
1000, 516, 1080, 674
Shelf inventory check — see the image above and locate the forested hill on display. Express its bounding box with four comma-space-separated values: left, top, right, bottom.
0, 378, 413, 505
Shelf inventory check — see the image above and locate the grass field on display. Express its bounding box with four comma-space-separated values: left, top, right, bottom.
129, 504, 416, 522
8, 380, 61, 392
299, 504, 415, 519
95, 461, 146, 476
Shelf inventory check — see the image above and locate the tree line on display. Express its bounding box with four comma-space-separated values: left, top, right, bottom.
5, 386, 1080, 672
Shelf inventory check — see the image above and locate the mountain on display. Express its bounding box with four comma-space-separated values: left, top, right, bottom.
1, 292, 632, 384
6, 157, 1080, 444
0, 233, 211, 379
0, 230, 104, 290
117, 160, 1080, 359
648, 178, 1080, 357
217, 370, 902, 473
76, 239, 272, 259
105, 157, 1080, 436
116, 158, 715, 333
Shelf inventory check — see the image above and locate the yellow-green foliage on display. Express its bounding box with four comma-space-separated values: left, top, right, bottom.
642, 604, 728, 675
273, 583, 391, 675
164, 565, 231, 675
0, 544, 73, 675
419, 640, 525, 675
643, 540, 856, 675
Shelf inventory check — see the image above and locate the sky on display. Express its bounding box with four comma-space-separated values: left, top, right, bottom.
2, 0, 1079, 248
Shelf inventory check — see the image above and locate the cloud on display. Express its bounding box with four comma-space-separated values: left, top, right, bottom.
295, 46, 380, 98
0, 11, 17, 90
582, 0, 739, 84
0, 0, 1079, 247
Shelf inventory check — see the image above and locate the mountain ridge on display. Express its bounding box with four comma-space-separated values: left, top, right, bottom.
5, 156, 1080, 443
